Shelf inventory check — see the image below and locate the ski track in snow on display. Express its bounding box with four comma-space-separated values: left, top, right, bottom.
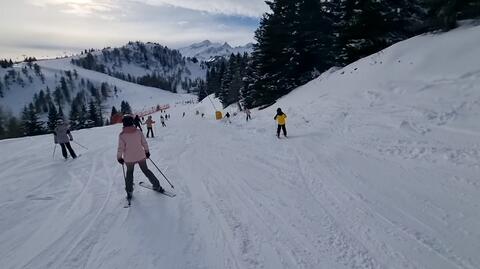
1, 102, 479, 269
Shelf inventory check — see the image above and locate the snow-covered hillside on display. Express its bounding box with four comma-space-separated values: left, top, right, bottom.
38, 57, 194, 112
71, 42, 205, 93
0, 57, 193, 118
1, 25, 479, 269
179, 40, 254, 61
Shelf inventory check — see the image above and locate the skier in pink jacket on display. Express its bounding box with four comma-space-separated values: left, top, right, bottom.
117, 115, 164, 199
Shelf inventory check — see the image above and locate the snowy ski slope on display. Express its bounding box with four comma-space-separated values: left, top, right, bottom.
0, 25, 480, 269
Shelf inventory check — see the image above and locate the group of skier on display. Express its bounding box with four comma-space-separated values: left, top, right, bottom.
221, 107, 286, 138
52, 106, 288, 202
130, 114, 170, 138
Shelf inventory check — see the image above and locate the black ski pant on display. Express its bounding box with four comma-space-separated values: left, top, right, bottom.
246, 114, 251, 122
146, 127, 154, 138
277, 124, 287, 137
60, 142, 77, 158
162, 122, 166, 127
124, 160, 160, 193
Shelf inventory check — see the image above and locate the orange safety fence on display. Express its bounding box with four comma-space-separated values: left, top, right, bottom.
111, 104, 170, 124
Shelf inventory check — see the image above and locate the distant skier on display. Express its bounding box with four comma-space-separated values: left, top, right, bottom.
224, 112, 231, 123
134, 115, 143, 132
54, 119, 77, 159
245, 109, 251, 122
160, 115, 166, 127
117, 114, 164, 200
274, 108, 287, 138
183, 112, 185, 118
145, 115, 155, 138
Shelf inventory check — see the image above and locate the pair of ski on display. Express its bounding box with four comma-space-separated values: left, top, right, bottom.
124, 182, 176, 208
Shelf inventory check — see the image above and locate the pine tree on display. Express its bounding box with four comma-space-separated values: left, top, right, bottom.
291, 0, 337, 83
33, 63, 42, 76
336, 0, 426, 65
197, 80, 208, 102
0, 106, 5, 138
53, 86, 63, 107
240, 58, 258, 109
6, 116, 21, 138
218, 55, 235, 107
60, 76, 71, 102
78, 104, 88, 129
249, 0, 332, 107
87, 100, 103, 127
58, 105, 65, 120
101, 82, 110, 98
38, 90, 48, 113
120, 101, 132, 114
47, 103, 59, 131
111, 106, 118, 118
22, 104, 44, 136
423, 0, 480, 30
88, 100, 97, 127
45, 87, 52, 104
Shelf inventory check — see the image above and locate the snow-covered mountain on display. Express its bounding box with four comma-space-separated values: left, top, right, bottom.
71, 42, 206, 93
179, 40, 254, 61
1, 24, 480, 269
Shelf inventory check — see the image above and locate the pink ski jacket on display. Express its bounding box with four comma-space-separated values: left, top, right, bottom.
117, 126, 149, 164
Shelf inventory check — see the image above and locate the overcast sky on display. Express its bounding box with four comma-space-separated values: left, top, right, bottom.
0, 0, 268, 60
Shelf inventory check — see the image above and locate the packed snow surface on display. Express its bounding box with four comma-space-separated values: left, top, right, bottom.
1, 25, 480, 269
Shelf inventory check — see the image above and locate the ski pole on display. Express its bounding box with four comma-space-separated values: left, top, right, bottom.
52, 144, 57, 160
73, 141, 88, 150
148, 158, 175, 189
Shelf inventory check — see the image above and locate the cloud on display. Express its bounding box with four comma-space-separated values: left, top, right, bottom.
0, 0, 260, 59
27, 0, 269, 18
28, 0, 119, 18
139, 0, 269, 17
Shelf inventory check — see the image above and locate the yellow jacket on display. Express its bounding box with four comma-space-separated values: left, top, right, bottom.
275, 113, 287, 125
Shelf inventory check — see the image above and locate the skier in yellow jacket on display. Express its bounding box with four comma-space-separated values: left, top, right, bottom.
274, 108, 287, 138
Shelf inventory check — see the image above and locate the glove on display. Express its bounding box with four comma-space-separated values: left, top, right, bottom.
145, 152, 150, 158
117, 158, 124, 165
70, 138, 73, 141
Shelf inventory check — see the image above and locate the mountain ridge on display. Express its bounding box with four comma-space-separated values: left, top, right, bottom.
179, 40, 254, 61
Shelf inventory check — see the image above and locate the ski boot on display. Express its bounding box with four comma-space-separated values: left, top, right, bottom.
152, 185, 165, 193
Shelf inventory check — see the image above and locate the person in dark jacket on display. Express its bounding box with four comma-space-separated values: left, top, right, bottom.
160, 116, 166, 127
145, 115, 155, 138
274, 108, 287, 138
245, 109, 252, 122
134, 115, 143, 132
54, 119, 77, 159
